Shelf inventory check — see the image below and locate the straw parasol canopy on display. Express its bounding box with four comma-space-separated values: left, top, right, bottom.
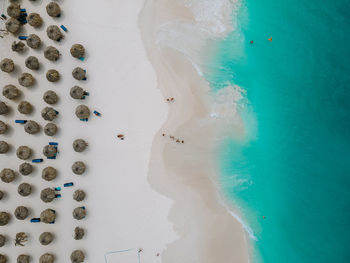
41, 107, 57, 121
43, 90, 58, 104
17, 255, 30, 263
17, 183, 32, 197
0, 235, 5, 247
28, 13, 43, 28
44, 46, 60, 61
18, 73, 35, 87
0, 141, 9, 154
40, 188, 56, 203
7, 3, 21, 18
72, 67, 86, 80
70, 250, 85, 263
39, 232, 54, 245
5, 18, 21, 33
70, 44, 85, 59
46, 2, 61, 17
3, 84, 20, 100
40, 209, 56, 224
16, 146, 32, 160
26, 34, 41, 49
0, 102, 10, 115
0, 121, 7, 134
70, 86, 85, 99
0, 254, 7, 263
47, 25, 63, 41
44, 123, 58, 136
75, 105, 90, 119
19, 163, 33, 176
18, 101, 33, 114
46, 69, 60, 82
12, 41, 25, 52
39, 253, 55, 263
14, 206, 29, 220
43, 145, 57, 158
42, 166, 57, 181
74, 227, 85, 240
72, 161, 86, 175
73, 190, 86, 202
25, 56, 40, 70
72, 139, 88, 152
72, 207, 86, 220
0, 212, 10, 226
0, 58, 14, 73
0, 169, 15, 183
24, 120, 40, 134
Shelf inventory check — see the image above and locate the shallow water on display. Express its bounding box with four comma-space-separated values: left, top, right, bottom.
206, 0, 350, 262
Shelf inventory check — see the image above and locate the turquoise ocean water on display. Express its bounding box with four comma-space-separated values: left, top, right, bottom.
206, 0, 350, 262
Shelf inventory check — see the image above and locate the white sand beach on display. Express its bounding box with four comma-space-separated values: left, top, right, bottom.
0, 0, 249, 262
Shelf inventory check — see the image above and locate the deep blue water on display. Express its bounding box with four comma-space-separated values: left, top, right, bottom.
207, 0, 350, 262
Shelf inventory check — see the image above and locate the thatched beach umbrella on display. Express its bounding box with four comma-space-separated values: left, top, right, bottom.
18, 101, 33, 114
18, 183, 32, 196
42, 166, 57, 181
72, 207, 86, 220
72, 67, 86, 80
43, 145, 57, 158
46, 69, 60, 82
14, 206, 29, 220
12, 41, 25, 52
19, 162, 33, 175
47, 25, 63, 41
70, 250, 85, 263
74, 227, 85, 240
26, 34, 41, 49
44, 46, 60, 61
70, 86, 86, 100
40, 188, 56, 203
0, 168, 15, 183
5, 18, 21, 33
18, 73, 35, 87
0, 212, 10, 226
0, 121, 8, 134
72, 161, 86, 175
0, 102, 9, 115
0, 254, 7, 263
3, 84, 20, 100
0, 101, 10, 115
17, 255, 30, 263
44, 123, 58, 136
46, 2, 61, 17
7, 3, 21, 19
28, 13, 43, 28
25, 56, 40, 70
75, 105, 90, 119
70, 44, 85, 59
24, 120, 40, 134
40, 209, 56, 224
41, 107, 57, 121
0, 58, 15, 73
39, 253, 55, 263
39, 232, 54, 245
73, 190, 86, 202
0, 191, 3, 201
73, 139, 88, 152
0, 141, 9, 154
43, 90, 58, 105
16, 146, 32, 160
0, 235, 5, 247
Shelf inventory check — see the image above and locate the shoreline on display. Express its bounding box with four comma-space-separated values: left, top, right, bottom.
139, 0, 250, 262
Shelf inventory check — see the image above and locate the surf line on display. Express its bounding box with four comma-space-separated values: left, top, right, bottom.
104, 248, 141, 263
